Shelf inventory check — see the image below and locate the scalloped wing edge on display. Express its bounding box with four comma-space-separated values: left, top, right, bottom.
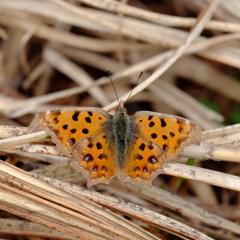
121, 166, 166, 188
71, 160, 116, 187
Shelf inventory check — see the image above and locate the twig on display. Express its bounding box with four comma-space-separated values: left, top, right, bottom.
105, 0, 222, 111
75, 0, 240, 32
43, 47, 110, 107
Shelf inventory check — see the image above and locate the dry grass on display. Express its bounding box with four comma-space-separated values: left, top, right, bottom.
0, 0, 240, 239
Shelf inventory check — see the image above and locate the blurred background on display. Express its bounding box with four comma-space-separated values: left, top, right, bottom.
1, 0, 240, 128
0, 0, 240, 239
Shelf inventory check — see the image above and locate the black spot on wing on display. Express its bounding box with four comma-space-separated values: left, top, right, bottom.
102, 166, 107, 171
62, 124, 68, 130
85, 117, 91, 123
148, 144, 153, 150
96, 142, 102, 149
70, 129, 76, 133
151, 133, 157, 139
88, 143, 93, 148
83, 154, 93, 162
134, 167, 140, 172
148, 116, 153, 120
149, 121, 155, 127
178, 126, 183, 133
69, 138, 76, 146
170, 132, 175, 137
177, 119, 185, 133
82, 128, 89, 134
93, 165, 98, 172
163, 144, 168, 152
88, 111, 93, 116
139, 143, 145, 151
54, 117, 59, 124
162, 135, 168, 140
136, 154, 143, 160
160, 118, 166, 127
148, 156, 158, 164
143, 166, 148, 173
72, 111, 80, 121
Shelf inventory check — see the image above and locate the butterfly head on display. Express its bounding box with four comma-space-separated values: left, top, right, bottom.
116, 100, 127, 114
114, 106, 128, 119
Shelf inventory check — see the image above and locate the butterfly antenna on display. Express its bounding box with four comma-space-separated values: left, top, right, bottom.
125, 70, 144, 104
107, 69, 121, 109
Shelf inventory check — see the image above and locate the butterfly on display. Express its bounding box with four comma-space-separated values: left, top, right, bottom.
32, 101, 201, 187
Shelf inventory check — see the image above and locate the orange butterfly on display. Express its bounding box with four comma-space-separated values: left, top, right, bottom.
32, 102, 201, 187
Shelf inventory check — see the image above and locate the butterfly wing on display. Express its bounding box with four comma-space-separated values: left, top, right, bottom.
32, 108, 118, 186
121, 136, 166, 186
121, 111, 201, 186
132, 111, 202, 161
72, 132, 118, 187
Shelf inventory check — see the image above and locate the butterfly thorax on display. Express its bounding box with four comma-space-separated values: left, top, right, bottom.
113, 108, 132, 168
114, 108, 129, 140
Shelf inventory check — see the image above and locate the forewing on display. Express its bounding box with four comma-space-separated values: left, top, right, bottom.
131, 111, 201, 162
32, 108, 111, 156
